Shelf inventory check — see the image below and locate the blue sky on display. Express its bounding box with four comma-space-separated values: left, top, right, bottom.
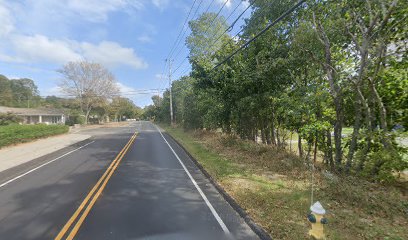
0, 0, 250, 107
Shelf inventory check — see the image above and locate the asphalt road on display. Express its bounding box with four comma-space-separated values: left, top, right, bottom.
0, 121, 259, 240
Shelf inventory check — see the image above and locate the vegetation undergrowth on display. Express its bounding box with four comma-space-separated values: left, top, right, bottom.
0, 124, 69, 148
163, 125, 408, 240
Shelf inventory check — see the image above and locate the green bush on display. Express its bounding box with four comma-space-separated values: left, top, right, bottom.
354, 130, 408, 182
0, 113, 22, 125
360, 148, 408, 182
0, 124, 69, 148
65, 115, 85, 126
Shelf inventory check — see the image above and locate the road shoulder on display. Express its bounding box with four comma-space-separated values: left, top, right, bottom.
159, 126, 270, 240
0, 132, 91, 173
0, 138, 94, 186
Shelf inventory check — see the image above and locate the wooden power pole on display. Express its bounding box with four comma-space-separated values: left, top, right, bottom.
167, 59, 174, 125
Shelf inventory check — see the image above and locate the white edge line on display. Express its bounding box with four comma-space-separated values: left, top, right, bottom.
155, 125, 231, 235
0, 141, 95, 188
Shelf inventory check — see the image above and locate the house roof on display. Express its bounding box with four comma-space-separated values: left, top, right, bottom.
0, 106, 65, 116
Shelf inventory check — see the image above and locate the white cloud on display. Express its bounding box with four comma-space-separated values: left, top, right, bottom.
81, 41, 148, 69
151, 0, 170, 10
12, 34, 81, 63
117, 82, 136, 93
0, 3, 13, 36
0, 0, 152, 44
137, 34, 152, 43
116, 82, 159, 105
155, 73, 166, 80
4, 75, 22, 80
0, 53, 20, 63
217, 0, 232, 8
45, 82, 140, 98
1, 33, 148, 69
66, 0, 144, 22
0, 1, 148, 69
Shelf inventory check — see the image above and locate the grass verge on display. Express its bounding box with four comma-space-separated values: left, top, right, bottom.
0, 124, 69, 148
162, 125, 408, 240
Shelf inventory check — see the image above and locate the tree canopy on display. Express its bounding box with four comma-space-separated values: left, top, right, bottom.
145, 0, 408, 182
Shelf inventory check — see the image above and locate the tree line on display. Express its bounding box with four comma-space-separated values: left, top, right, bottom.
144, 0, 407, 181
0, 75, 42, 108
0, 61, 142, 125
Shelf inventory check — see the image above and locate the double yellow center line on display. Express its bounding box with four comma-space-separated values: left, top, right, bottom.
55, 131, 138, 240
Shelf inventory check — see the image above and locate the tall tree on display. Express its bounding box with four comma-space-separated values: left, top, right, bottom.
186, 12, 229, 64
0, 75, 13, 106
109, 97, 139, 121
57, 61, 119, 124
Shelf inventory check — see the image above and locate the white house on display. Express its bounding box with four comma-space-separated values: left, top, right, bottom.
0, 106, 65, 124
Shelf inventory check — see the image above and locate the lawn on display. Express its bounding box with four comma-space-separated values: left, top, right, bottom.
163, 125, 408, 240
0, 124, 69, 148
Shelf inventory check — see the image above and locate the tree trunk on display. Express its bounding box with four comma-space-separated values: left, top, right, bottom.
289, 132, 293, 153
326, 129, 334, 169
313, 14, 344, 168
358, 88, 373, 169
333, 96, 344, 168
261, 119, 266, 144
266, 123, 272, 145
298, 133, 303, 158
85, 107, 92, 125
306, 141, 313, 162
270, 110, 276, 145
370, 78, 391, 149
313, 133, 318, 163
347, 92, 362, 171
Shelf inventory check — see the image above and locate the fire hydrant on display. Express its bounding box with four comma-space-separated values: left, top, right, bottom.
307, 201, 328, 239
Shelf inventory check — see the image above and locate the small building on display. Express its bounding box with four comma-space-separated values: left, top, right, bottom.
0, 106, 65, 124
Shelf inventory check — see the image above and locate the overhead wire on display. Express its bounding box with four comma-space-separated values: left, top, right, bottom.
168, 0, 204, 62
213, 0, 307, 69
173, 0, 256, 77
166, 0, 198, 60
159, 0, 213, 93
210, 0, 255, 54
170, 0, 224, 74
158, 0, 203, 96
207, 0, 250, 54
169, 0, 204, 61
171, 0, 230, 76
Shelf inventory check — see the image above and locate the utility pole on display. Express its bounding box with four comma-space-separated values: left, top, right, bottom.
167, 59, 174, 125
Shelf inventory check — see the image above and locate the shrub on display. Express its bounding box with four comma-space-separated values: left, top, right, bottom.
353, 132, 408, 182
65, 115, 85, 126
0, 124, 69, 148
0, 113, 22, 125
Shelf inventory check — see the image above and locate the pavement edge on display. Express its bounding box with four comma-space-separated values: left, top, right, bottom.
0, 138, 94, 185
162, 131, 273, 240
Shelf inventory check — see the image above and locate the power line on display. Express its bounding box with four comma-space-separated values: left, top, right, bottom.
193, 0, 246, 63
204, 0, 216, 13
159, 0, 215, 92
158, 59, 170, 95
166, 0, 198, 60
170, 0, 222, 73
169, 0, 204, 62
213, 0, 281, 59
201, 0, 230, 43
173, 0, 256, 77
171, 0, 230, 75
208, 0, 255, 54
160, 0, 201, 95
213, 0, 306, 70
43, 88, 167, 98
